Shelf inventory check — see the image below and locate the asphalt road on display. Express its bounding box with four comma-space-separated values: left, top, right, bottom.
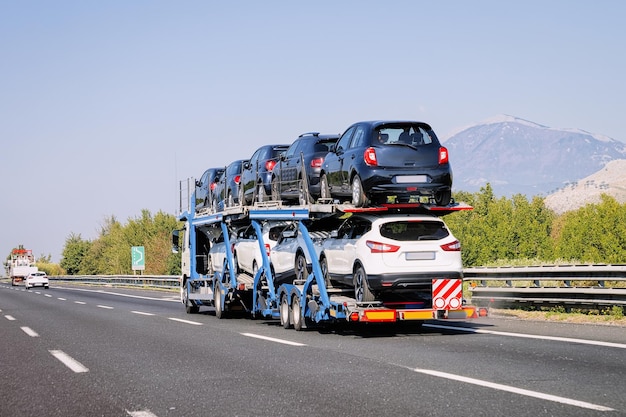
1, 282, 625, 417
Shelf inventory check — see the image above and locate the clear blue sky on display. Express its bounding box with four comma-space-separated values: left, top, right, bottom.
1, 1, 625, 264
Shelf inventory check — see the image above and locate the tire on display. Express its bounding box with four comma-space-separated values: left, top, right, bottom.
233, 252, 240, 275
214, 284, 225, 319
292, 296, 303, 331
320, 173, 330, 201
257, 184, 266, 203
238, 185, 245, 206
354, 265, 375, 302
184, 284, 199, 314
294, 252, 308, 281
319, 256, 332, 289
280, 296, 291, 329
298, 177, 311, 205
434, 188, 452, 206
351, 175, 366, 207
271, 176, 280, 201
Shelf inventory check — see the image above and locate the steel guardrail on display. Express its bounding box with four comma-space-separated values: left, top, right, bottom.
464, 265, 626, 310
49, 275, 180, 290
26, 265, 626, 311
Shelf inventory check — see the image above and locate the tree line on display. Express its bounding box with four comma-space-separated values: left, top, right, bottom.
25, 185, 626, 276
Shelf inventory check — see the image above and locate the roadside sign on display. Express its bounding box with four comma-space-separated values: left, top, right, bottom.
131, 246, 145, 271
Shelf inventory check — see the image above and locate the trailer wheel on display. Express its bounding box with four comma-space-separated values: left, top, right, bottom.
214, 285, 225, 319
280, 296, 291, 329
184, 286, 199, 314
292, 296, 304, 331
354, 265, 375, 302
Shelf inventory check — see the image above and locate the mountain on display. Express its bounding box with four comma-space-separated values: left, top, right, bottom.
543, 159, 626, 214
443, 115, 626, 197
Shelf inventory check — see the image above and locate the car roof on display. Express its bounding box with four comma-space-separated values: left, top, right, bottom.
353, 120, 434, 130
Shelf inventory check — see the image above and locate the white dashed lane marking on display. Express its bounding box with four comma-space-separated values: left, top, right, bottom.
21, 326, 39, 337
49, 350, 89, 373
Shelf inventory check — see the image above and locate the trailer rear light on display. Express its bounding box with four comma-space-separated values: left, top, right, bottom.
349, 312, 360, 321
438, 147, 449, 165
310, 157, 324, 168
237, 283, 246, 291
440, 240, 461, 251
364, 147, 378, 166
366, 240, 400, 253
265, 160, 277, 171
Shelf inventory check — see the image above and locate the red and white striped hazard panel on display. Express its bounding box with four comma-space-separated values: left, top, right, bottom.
432, 279, 462, 310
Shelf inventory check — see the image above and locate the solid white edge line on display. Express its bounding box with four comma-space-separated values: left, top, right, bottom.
413, 368, 614, 412
424, 323, 626, 349
168, 317, 202, 325
20, 326, 39, 337
131, 311, 155, 316
241, 332, 306, 347
49, 350, 89, 373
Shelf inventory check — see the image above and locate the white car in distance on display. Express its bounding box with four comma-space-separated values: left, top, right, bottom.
25, 271, 49, 290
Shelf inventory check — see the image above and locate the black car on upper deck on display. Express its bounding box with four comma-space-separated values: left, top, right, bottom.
240, 144, 289, 205
212, 159, 248, 211
195, 167, 225, 212
319, 121, 452, 207
270, 132, 340, 205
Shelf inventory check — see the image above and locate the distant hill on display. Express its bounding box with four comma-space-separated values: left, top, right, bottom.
443, 115, 626, 197
543, 159, 626, 214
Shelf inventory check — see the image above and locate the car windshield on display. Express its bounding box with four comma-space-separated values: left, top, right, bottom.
373, 125, 434, 147
379, 220, 449, 241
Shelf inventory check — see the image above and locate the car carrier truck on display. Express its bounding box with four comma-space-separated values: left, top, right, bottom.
6, 247, 38, 286
173, 180, 479, 330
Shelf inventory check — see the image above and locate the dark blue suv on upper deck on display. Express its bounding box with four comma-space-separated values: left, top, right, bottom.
319, 121, 452, 207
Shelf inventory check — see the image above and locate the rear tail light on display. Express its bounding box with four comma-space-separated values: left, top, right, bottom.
264, 243, 270, 257
440, 240, 461, 251
438, 147, 449, 164
310, 157, 323, 168
366, 240, 400, 253
210, 183, 217, 191
364, 147, 378, 166
265, 160, 277, 171
234, 175, 241, 184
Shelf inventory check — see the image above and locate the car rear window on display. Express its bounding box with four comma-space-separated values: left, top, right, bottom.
379, 220, 449, 241
373, 125, 436, 146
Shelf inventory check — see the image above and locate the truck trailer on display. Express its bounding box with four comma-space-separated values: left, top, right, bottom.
173, 184, 479, 330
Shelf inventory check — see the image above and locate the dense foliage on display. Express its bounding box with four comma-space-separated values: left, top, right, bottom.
60, 210, 181, 275
446, 185, 626, 266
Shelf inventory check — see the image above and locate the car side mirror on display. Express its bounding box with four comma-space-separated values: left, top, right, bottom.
171, 230, 180, 253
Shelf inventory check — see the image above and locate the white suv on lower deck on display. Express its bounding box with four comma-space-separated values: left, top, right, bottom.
318, 213, 462, 302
